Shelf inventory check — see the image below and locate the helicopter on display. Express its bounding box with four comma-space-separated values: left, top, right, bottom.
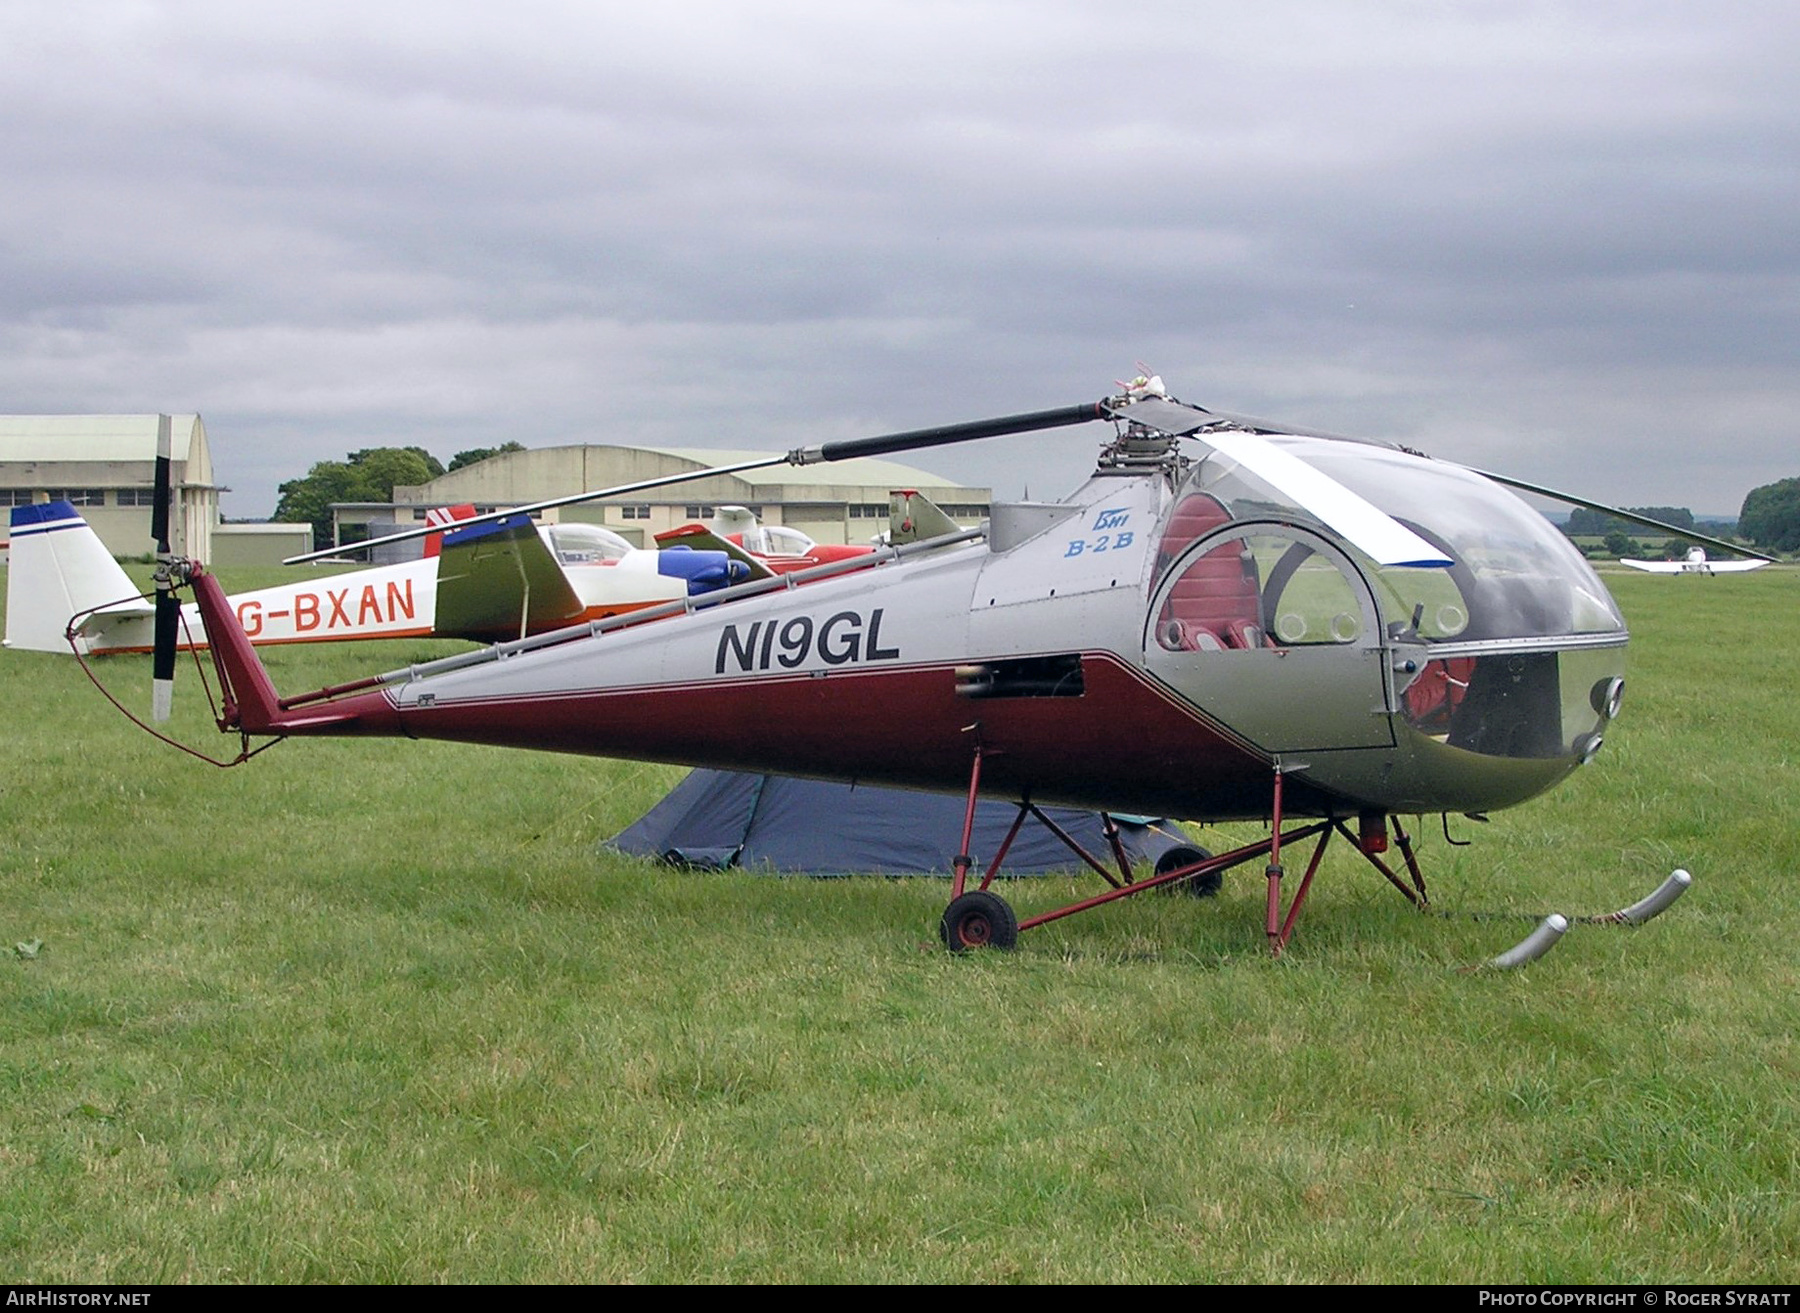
131, 377, 1714, 960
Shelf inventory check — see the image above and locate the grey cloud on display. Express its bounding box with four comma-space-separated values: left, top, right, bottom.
2, 1, 1796, 516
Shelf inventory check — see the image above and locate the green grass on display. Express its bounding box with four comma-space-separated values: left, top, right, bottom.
3, 563, 1797, 1282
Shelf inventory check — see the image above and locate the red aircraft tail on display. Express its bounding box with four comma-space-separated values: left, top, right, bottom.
422, 504, 477, 558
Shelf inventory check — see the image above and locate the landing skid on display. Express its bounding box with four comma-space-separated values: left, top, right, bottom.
935, 751, 1693, 963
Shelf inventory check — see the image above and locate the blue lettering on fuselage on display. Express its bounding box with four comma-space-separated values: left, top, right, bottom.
715, 608, 900, 674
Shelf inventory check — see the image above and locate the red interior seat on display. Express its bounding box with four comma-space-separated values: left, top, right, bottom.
1155, 495, 1263, 650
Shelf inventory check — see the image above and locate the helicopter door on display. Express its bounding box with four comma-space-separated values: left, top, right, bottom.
1143, 526, 1395, 753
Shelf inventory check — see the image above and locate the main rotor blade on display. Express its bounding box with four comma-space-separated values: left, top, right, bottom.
1119, 396, 1776, 566
806, 402, 1108, 463
1466, 469, 1776, 563
282, 401, 1110, 565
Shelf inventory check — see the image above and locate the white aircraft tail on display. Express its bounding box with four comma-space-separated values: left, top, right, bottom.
4, 502, 153, 653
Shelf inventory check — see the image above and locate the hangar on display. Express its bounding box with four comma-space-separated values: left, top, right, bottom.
1, 414, 217, 561
378, 444, 992, 548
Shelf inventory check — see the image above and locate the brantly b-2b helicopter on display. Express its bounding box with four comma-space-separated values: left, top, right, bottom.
124, 376, 1721, 963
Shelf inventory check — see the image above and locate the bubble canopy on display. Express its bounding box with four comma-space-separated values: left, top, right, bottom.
1182, 435, 1626, 645
544, 522, 633, 564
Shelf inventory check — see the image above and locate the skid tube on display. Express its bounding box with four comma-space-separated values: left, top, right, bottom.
936, 758, 1419, 956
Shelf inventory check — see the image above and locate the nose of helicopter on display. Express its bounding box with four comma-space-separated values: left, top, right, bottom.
1144, 434, 1631, 818
1356, 642, 1629, 815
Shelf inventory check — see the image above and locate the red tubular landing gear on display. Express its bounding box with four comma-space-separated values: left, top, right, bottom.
1263, 767, 1334, 956
948, 745, 985, 902
935, 752, 1433, 956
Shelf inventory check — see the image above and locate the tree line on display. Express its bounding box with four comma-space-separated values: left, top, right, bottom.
1564, 505, 1697, 536
1565, 486, 1798, 556
267, 445, 1800, 557
273, 443, 524, 549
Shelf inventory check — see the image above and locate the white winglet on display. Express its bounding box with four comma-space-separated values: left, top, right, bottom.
1201, 431, 1454, 568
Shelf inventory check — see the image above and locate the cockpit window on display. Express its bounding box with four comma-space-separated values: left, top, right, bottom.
1177, 436, 1625, 643
1363, 566, 1471, 640
740, 525, 815, 556
544, 522, 633, 564
1154, 524, 1367, 652
764, 526, 814, 555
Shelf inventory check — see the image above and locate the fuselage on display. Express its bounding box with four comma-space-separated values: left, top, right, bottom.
217, 435, 1630, 824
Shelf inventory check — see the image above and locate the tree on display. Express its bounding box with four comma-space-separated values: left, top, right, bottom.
448, 441, 526, 473
1739, 478, 1800, 553
274, 447, 447, 550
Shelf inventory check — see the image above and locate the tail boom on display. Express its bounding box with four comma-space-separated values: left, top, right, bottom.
189, 567, 402, 737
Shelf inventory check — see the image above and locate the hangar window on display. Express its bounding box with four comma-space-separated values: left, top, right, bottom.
116, 488, 158, 506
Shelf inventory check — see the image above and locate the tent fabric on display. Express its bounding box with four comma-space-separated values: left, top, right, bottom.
608, 769, 1187, 876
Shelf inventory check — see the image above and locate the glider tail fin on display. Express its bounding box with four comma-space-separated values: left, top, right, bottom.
4, 502, 151, 653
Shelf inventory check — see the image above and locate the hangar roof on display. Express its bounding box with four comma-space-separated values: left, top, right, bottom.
637, 447, 962, 488
0, 415, 207, 465
395, 443, 987, 506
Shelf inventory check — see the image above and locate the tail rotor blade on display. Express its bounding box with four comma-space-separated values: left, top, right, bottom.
152, 588, 178, 722
150, 415, 177, 723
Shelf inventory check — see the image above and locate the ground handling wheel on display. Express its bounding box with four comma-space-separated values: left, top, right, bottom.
940, 890, 1019, 952
1155, 845, 1222, 897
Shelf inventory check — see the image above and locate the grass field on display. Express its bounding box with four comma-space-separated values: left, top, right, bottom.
3, 563, 1797, 1283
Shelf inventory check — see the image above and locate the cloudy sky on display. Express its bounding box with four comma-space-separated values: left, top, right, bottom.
3, 1, 1794, 518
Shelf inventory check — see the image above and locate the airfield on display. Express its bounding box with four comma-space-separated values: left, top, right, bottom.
3, 561, 1795, 1282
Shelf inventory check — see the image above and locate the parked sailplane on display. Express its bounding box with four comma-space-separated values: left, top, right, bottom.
1620, 546, 1769, 575
4, 497, 895, 656
102, 381, 1739, 962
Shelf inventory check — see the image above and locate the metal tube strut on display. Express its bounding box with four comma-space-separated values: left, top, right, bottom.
977, 804, 1032, 892
1265, 764, 1287, 952
1334, 820, 1422, 907
1016, 823, 1331, 933
951, 746, 984, 900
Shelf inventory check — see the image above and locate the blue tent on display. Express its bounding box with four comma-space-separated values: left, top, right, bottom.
608, 769, 1186, 876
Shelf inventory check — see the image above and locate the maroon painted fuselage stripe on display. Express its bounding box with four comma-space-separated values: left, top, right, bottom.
388, 652, 1344, 819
